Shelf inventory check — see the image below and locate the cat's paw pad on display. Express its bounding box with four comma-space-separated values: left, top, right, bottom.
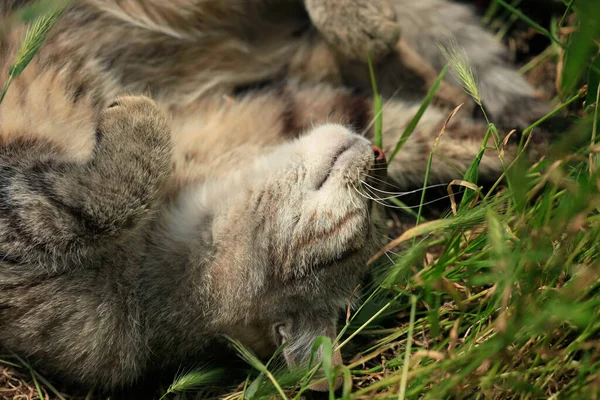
305, 0, 401, 63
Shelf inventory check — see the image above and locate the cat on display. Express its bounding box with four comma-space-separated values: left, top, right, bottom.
0, 0, 553, 393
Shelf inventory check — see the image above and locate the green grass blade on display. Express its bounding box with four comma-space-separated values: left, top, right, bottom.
585, 54, 600, 109
246, 340, 289, 399
459, 125, 493, 209
9, 351, 67, 400
388, 65, 449, 164
415, 152, 435, 228
591, 76, 600, 175
367, 51, 383, 149
226, 336, 288, 400
160, 367, 223, 399
373, 94, 383, 149
560, 0, 600, 97
30, 365, 45, 400
309, 336, 335, 399
397, 295, 417, 400
496, 0, 565, 49
340, 366, 353, 400
0, 0, 71, 104
0, 358, 20, 368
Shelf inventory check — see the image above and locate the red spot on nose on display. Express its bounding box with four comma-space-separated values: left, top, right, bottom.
372, 145, 385, 161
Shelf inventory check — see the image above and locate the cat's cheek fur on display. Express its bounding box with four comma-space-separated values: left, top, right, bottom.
169, 125, 381, 366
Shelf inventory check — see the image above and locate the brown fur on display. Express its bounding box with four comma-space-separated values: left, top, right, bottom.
0, 0, 550, 393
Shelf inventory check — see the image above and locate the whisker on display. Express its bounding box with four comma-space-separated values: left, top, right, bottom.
363, 186, 409, 201
361, 181, 452, 196
364, 174, 461, 195
362, 185, 420, 203
365, 167, 390, 171
352, 185, 403, 208
352, 183, 381, 203
364, 176, 412, 192
361, 180, 447, 202
353, 185, 465, 210
389, 191, 466, 209
348, 175, 362, 210
363, 185, 390, 201
361, 174, 415, 192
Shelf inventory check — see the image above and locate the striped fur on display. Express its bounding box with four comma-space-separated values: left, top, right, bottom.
0, 0, 549, 392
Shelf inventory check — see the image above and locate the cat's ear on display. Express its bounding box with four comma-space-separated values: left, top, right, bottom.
277, 316, 343, 391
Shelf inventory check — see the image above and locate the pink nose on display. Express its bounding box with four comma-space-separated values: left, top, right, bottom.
372, 144, 385, 161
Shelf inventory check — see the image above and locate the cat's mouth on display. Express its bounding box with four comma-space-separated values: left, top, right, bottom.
315, 142, 355, 189
316, 138, 387, 190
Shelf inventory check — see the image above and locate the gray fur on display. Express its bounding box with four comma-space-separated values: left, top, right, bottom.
0, 0, 551, 392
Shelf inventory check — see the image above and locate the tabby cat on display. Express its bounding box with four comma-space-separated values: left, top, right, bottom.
0, 0, 552, 392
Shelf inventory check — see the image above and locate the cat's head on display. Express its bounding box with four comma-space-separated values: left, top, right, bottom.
169, 124, 387, 386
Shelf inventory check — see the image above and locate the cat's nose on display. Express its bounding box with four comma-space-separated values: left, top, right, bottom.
372, 144, 385, 162
371, 144, 387, 183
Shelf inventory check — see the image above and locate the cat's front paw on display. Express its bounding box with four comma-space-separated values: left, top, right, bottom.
305, 0, 401, 63
95, 95, 172, 211
99, 95, 171, 152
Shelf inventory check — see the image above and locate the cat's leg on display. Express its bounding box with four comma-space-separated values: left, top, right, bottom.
360, 0, 550, 130
284, 83, 507, 189
221, 82, 513, 191
397, 0, 551, 128
47, 0, 310, 98
377, 104, 509, 190
80, 0, 400, 64
78, 0, 284, 38
47, 0, 401, 99
42, 0, 550, 126
0, 93, 171, 271
169, 82, 510, 193
292, 0, 551, 132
